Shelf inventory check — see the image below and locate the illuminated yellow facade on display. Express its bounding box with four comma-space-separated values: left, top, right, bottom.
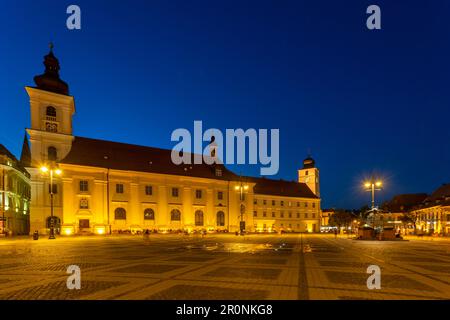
0, 144, 31, 235
412, 204, 450, 235
23, 48, 321, 235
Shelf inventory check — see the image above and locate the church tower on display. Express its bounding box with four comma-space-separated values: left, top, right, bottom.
298, 156, 320, 197
23, 44, 75, 235
25, 44, 75, 166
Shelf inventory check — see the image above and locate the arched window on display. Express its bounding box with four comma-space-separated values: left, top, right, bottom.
171, 209, 181, 221
217, 211, 225, 227
195, 210, 204, 226
144, 208, 155, 220
46, 106, 56, 118
48, 146, 57, 161
115, 207, 126, 220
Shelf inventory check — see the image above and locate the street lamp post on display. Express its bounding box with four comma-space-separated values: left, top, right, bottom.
40, 165, 62, 239
364, 178, 382, 228
234, 180, 249, 234
364, 178, 382, 210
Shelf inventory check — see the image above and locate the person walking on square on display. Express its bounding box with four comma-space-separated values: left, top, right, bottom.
334, 228, 338, 239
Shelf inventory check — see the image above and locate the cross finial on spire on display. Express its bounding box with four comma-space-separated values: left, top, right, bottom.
49, 42, 54, 51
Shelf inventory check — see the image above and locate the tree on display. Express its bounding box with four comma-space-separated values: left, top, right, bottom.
329, 210, 354, 230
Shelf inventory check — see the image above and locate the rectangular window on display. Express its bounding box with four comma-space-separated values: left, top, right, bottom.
289, 212, 292, 218
48, 183, 57, 194
305, 202, 308, 207
79, 180, 88, 192
280, 201, 284, 206
297, 202, 300, 207
280, 211, 284, 218
254, 199, 257, 204
312, 203, 316, 208
116, 184, 124, 194
145, 185, 152, 196
172, 187, 179, 197
263, 211, 267, 217
218, 191, 223, 200
305, 171, 309, 176
263, 200, 267, 205
196, 189, 202, 199
272, 212, 275, 217
305, 213, 308, 219
272, 200, 275, 206
253, 211, 257, 217
297, 212, 300, 218
312, 213, 316, 218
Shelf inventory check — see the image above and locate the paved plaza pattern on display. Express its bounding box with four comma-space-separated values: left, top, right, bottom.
0, 234, 449, 300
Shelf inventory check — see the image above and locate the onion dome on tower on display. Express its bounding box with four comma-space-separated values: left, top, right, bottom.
33, 43, 69, 95
302, 156, 315, 169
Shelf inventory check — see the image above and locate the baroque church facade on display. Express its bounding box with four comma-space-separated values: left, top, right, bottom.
20, 47, 321, 236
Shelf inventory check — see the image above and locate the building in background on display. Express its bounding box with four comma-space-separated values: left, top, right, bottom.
0, 144, 31, 235
381, 193, 428, 234
21, 47, 321, 235
320, 208, 335, 231
411, 184, 450, 235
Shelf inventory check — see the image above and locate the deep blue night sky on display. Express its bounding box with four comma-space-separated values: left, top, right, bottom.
1, 1, 449, 209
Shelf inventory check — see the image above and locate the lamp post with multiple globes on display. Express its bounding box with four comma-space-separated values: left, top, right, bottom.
40, 165, 62, 239
363, 178, 383, 228
364, 178, 382, 210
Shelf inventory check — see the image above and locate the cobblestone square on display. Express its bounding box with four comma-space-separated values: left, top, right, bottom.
0, 234, 448, 300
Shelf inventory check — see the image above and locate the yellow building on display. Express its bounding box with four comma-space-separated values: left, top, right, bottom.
0, 143, 31, 235
381, 193, 427, 234
320, 208, 334, 231
22, 47, 321, 235
411, 184, 450, 235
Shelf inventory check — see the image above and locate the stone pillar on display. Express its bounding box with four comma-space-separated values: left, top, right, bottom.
93, 180, 107, 225
183, 187, 192, 226
157, 185, 167, 227
206, 189, 214, 227
62, 177, 75, 232
129, 182, 140, 228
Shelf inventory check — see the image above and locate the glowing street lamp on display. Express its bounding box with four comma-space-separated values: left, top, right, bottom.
235, 180, 249, 234
363, 178, 383, 209
40, 165, 62, 239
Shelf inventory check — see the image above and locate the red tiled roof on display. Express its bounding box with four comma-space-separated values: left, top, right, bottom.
60, 136, 238, 181
60, 136, 318, 199
381, 193, 428, 212
245, 176, 318, 199
425, 184, 450, 202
